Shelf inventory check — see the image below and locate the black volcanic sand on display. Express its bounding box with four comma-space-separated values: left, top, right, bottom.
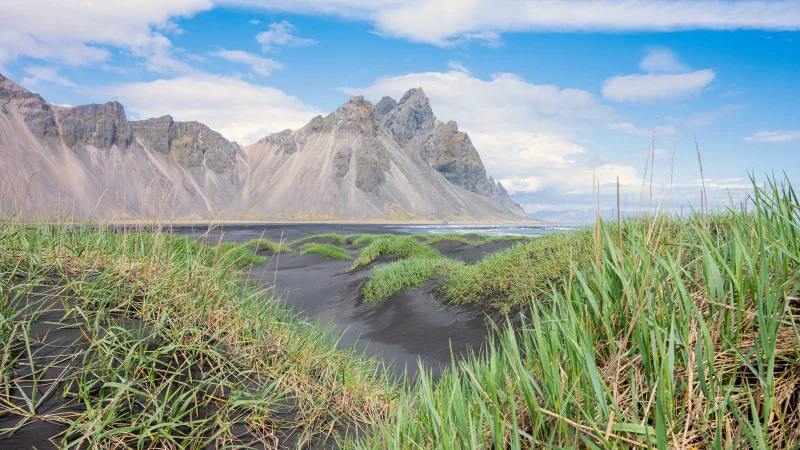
430, 239, 518, 264
0, 279, 341, 450
235, 233, 522, 380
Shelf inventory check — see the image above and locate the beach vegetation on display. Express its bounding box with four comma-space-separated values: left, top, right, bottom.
301, 243, 352, 260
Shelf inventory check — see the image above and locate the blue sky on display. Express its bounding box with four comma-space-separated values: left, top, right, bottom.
1, 1, 798, 220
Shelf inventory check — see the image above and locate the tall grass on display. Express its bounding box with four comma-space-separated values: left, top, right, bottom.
353, 177, 800, 449
0, 221, 397, 447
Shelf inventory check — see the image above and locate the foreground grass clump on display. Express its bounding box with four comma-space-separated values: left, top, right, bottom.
0, 223, 395, 447
242, 237, 286, 253
215, 241, 268, 267
354, 178, 800, 449
351, 235, 440, 269
301, 243, 351, 260
351, 234, 392, 246
362, 258, 465, 303
438, 230, 594, 311
291, 233, 348, 247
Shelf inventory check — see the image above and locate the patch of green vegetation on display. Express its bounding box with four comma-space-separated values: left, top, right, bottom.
352, 177, 800, 449
215, 241, 268, 267
437, 230, 594, 311
291, 233, 348, 247
362, 257, 465, 303
300, 243, 351, 260
242, 237, 287, 253
351, 234, 392, 246
351, 235, 441, 269
422, 233, 480, 245
0, 222, 396, 447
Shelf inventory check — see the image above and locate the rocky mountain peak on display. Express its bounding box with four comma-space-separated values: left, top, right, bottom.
0, 72, 59, 138
130, 116, 240, 171
374, 96, 397, 120
326, 95, 375, 135
381, 87, 435, 147
57, 101, 133, 150
488, 176, 527, 216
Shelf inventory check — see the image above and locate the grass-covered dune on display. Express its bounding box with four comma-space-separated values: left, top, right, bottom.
0, 223, 395, 448
353, 179, 800, 449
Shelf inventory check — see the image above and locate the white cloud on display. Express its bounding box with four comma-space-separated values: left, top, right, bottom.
610, 121, 675, 137
223, 0, 800, 46
0, 0, 211, 70
639, 48, 689, 74
21, 65, 75, 88
501, 163, 640, 196
3, 1, 798, 78
249, 19, 260, 25
447, 60, 470, 74
103, 74, 322, 144
255, 20, 317, 52
342, 70, 639, 198
744, 131, 800, 144
602, 69, 715, 103
210, 49, 284, 76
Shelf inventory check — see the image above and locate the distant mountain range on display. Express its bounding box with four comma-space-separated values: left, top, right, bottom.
0, 73, 527, 221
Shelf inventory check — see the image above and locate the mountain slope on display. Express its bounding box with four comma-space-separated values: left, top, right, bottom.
0, 73, 526, 221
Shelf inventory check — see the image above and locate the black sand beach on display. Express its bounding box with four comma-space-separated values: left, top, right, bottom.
176, 224, 528, 379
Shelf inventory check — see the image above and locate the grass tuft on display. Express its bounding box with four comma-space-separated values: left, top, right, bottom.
300, 243, 351, 260
351, 235, 440, 269
362, 258, 465, 303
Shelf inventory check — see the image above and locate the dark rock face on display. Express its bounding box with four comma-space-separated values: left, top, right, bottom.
262, 129, 297, 155
488, 177, 526, 215
130, 117, 240, 171
333, 147, 352, 179
129, 115, 173, 153
380, 88, 435, 147
331, 96, 376, 134
0, 74, 59, 139
374, 96, 397, 120
355, 140, 390, 193
325, 96, 391, 193
421, 120, 490, 196
56, 102, 133, 150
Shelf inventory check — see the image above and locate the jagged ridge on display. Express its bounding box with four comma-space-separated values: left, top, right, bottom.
0, 73, 526, 221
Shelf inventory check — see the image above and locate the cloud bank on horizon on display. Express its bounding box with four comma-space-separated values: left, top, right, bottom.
0, 0, 797, 221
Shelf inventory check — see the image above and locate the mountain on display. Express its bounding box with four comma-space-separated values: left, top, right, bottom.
0, 73, 527, 222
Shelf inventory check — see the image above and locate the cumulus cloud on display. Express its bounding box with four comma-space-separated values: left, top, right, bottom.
255, 20, 317, 52
102, 74, 322, 144
602, 48, 715, 103
603, 69, 715, 103
21, 65, 75, 88
342, 70, 637, 198
744, 131, 800, 144
210, 49, 284, 76
0, 0, 210, 71
639, 48, 689, 73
